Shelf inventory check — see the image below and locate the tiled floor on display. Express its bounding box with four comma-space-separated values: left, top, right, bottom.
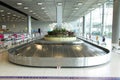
0, 50, 120, 77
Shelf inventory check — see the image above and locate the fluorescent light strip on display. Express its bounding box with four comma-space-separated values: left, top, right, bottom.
24, 7, 29, 9
7, 12, 11, 14
29, 10, 33, 12
37, 2, 43, 5
75, 7, 79, 10
0, 10, 4, 12
41, 7, 45, 9
78, 2, 82, 5
57, 2, 62, 6
17, 3, 23, 5
2, 15, 5, 16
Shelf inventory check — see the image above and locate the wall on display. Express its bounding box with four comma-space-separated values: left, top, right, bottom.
0, 21, 52, 34
32, 21, 52, 34
0, 21, 27, 32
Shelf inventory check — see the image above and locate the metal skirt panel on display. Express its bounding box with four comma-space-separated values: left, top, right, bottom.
8, 53, 110, 67
8, 40, 110, 67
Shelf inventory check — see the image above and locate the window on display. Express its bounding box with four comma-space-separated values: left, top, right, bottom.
85, 13, 91, 35
104, 1, 113, 38
79, 17, 83, 36
91, 6, 102, 36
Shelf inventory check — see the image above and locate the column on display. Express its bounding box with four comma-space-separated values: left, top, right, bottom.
89, 12, 92, 34
56, 4, 62, 28
101, 4, 105, 36
27, 15, 32, 35
83, 16, 85, 36
112, 0, 120, 44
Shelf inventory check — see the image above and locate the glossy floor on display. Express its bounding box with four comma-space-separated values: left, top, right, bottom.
0, 50, 120, 77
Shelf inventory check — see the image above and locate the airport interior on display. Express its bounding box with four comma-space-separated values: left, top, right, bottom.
0, 0, 120, 79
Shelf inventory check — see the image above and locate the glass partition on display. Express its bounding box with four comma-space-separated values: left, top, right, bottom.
104, 1, 113, 38
91, 6, 102, 36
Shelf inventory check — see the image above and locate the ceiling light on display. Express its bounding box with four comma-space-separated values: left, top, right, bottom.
13, 14, 16, 16
36, 14, 38, 16
0, 10, 4, 12
2, 15, 5, 16
29, 10, 33, 12
33, 13, 36, 14
7, 12, 11, 14
75, 7, 79, 10
57, 2, 62, 6
41, 7, 45, 9
92, 8, 95, 10
78, 2, 83, 5
37, 2, 43, 5
24, 7, 29, 9
17, 3, 23, 5
97, 3, 101, 5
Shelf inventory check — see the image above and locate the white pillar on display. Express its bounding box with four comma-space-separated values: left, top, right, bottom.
83, 16, 85, 36
112, 0, 120, 44
56, 4, 62, 27
89, 12, 92, 34
101, 4, 105, 36
27, 16, 32, 35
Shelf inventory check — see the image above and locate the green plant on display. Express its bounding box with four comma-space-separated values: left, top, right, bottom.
46, 28, 75, 37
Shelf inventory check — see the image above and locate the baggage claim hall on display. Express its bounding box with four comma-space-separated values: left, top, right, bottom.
0, 0, 120, 79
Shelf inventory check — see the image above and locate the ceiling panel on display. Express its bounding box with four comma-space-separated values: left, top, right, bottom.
0, 5, 27, 23
0, 0, 107, 23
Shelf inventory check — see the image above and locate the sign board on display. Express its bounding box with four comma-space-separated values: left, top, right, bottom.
2, 25, 6, 29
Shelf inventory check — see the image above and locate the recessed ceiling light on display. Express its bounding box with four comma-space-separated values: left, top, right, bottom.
36, 14, 38, 16
37, 2, 43, 5
17, 2, 23, 5
7, 12, 11, 14
78, 2, 83, 5
75, 7, 79, 10
41, 7, 45, 9
29, 10, 33, 12
13, 14, 16, 16
2, 15, 5, 16
57, 2, 62, 6
92, 8, 95, 10
97, 3, 101, 5
33, 13, 36, 14
0, 10, 4, 12
24, 7, 29, 9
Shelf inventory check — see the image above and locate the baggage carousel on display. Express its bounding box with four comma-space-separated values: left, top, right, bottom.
8, 39, 110, 67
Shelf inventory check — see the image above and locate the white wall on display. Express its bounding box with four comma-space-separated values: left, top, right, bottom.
32, 21, 52, 33
0, 21, 27, 32
0, 20, 80, 35
0, 21, 52, 34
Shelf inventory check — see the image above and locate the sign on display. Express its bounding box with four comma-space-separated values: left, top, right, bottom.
2, 25, 6, 29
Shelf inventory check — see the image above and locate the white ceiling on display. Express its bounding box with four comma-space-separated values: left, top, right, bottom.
0, 5, 27, 22
0, 0, 107, 23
